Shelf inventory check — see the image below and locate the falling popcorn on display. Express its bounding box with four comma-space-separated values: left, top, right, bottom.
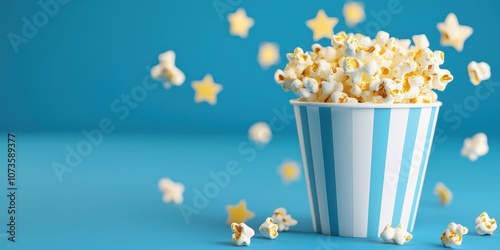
228, 8, 254, 38
379, 224, 413, 245
441, 222, 468, 248
278, 160, 301, 183
231, 222, 255, 246
258, 42, 280, 69
259, 217, 279, 239
468, 61, 491, 86
343, 1, 365, 27
248, 122, 272, 145
475, 212, 497, 235
151, 50, 185, 89
434, 182, 453, 206
461, 132, 489, 161
272, 207, 298, 231
158, 178, 184, 204
437, 13, 473, 52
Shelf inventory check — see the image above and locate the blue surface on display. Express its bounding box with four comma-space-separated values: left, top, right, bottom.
1, 0, 500, 135
0, 133, 498, 249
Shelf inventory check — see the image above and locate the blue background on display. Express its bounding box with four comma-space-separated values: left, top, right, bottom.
1, 0, 500, 249
1, 0, 500, 135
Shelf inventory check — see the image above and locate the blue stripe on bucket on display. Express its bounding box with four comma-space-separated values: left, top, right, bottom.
300, 106, 322, 233
367, 109, 391, 237
392, 108, 421, 226
319, 107, 338, 235
408, 107, 437, 230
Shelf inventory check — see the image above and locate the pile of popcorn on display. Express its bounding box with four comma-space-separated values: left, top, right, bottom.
274, 31, 454, 104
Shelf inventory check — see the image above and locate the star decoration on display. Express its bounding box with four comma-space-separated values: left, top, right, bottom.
191, 74, 223, 105
226, 200, 255, 224
228, 8, 254, 38
158, 178, 185, 204
258, 42, 280, 69
278, 160, 301, 183
306, 9, 338, 41
343, 1, 365, 27
437, 13, 473, 52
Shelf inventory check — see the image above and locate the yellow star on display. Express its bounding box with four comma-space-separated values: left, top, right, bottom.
258, 42, 280, 69
228, 8, 254, 38
437, 13, 473, 52
306, 9, 338, 41
191, 74, 223, 105
278, 160, 301, 183
226, 200, 255, 224
343, 1, 365, 27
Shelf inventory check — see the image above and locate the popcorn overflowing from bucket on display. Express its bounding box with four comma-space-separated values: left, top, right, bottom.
275, 31, 453, 103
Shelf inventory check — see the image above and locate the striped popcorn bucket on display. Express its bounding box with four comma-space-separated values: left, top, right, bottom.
291, 100, 441, 237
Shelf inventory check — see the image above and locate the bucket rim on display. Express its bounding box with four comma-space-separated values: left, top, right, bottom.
290, 99, 442, 109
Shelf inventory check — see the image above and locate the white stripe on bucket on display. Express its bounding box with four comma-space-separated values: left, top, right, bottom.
378, 109, 409, 234
307, 106, 331, 235
332, 108, 354, 237
410, 107, 439, 231
399, 107, 431, 229
294, 105, 317, 232
351, 109, 374, 237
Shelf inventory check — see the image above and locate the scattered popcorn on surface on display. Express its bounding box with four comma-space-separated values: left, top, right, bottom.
434, 182, 453, 206
278, 160, 301, 183
259, 217, 279, 239
151, 50, 185, 89
228, 8, 254, 38
258, 42, 280, 69
461, 132, 489, 161
379, 224, 413, 245
468, 61, 491, 86
343, 1, 365, 27
272, 207, 298, 231
248, 122, 272, 145
306, 9, 339, 41
226, 200, 255, 224
231, 222, 255, 246
475, 212, 497, 235
437, 13, 473, 52
158, 178, 184, 204
191, 74, 223, 105
275, 31, 453, 103
441, 222, 468, 248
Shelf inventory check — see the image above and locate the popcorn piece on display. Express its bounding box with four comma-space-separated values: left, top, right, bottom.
151, 50, 185, 89
258, 42, 280, 69
306, 9, 339, 41
272, 207, 298, 231
475, 212, 497, 235
158, 178, 184, 204
412, 34, 430, 50
248, 122, 272, 146
434, 182, 453, 206
441, 222, 468, 248
259, 217, 279, 239
379, 224, 413, 245
228, 8, 254, 38
231, 222, 255, 246
461, 132, 489, 161
468, 61, 491, 86
343, 1, 365, 27
437, 13, 473, 52
278, 160, 301, 183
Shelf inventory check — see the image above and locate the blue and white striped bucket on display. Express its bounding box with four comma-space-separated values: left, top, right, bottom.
291, 100, 441, 237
